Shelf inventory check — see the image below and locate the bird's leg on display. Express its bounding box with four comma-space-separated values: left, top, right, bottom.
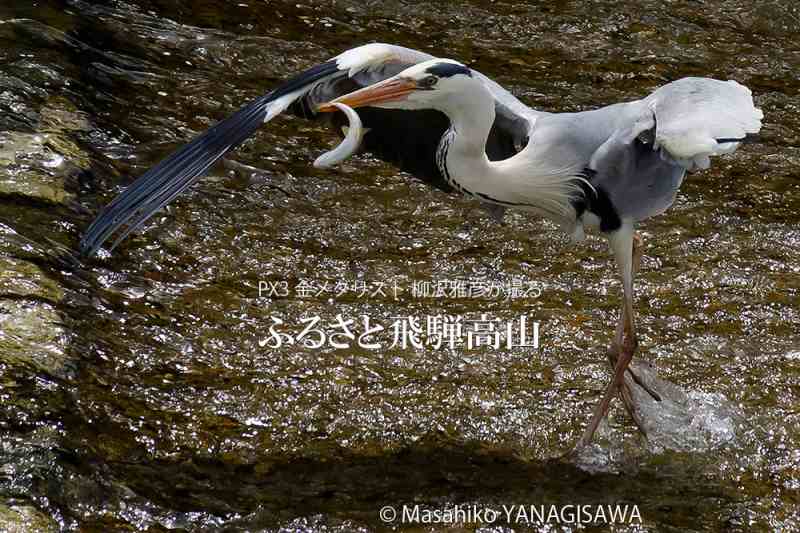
608, 232, 661, 403
608, 232, 641, 352
574, 224, 639, 450
604, 231, 657, 433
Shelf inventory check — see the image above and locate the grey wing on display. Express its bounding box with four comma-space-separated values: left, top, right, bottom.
588, 127, 687, 223
80, 44, 437, 256
471, 70, 540, 150
587, 77, 763, 223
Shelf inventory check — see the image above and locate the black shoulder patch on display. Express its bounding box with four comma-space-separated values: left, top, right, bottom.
425, 62, 472, 78
592, 186, 622, 233
570, 168, 621, 233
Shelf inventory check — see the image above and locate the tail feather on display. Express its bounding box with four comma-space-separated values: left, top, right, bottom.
645, 77, 763, 171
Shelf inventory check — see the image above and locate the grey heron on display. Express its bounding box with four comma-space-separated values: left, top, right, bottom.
79, 44, 763, 450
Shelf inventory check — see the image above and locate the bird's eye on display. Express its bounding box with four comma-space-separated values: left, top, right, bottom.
419, 75, 438, 88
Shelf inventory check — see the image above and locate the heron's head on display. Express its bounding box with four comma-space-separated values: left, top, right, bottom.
318, 59, 479, 114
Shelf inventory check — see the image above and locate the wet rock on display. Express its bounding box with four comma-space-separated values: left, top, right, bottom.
39, 97, 91, 134
0, 132, 73, 204
0, 98, 91, 205
625, 360, 743, 452
0, 255, 63, 301
0, 299, 68, 376
0, 237, 67, 375
0, 502, 58, 533
0, 74, 45, 131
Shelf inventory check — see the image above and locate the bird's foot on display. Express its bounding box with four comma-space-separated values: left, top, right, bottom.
604, 338, 667, 441
617, 372, 649, 439
594, 335, 646, 439
607, 343, 661, 402
570, 341, 636, 454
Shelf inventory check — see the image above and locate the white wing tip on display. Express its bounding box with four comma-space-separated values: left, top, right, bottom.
335, 43, 394, 77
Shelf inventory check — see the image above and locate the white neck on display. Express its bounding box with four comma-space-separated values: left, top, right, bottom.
436, 83, 580, 225
439, 87, 496, 186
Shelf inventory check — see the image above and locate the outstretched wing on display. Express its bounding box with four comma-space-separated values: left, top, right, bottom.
584, 77, 763, 224
80, 43, 534, 256
80, 44, 433, 256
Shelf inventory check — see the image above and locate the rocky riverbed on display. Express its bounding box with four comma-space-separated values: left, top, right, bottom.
1, 1, 799, 531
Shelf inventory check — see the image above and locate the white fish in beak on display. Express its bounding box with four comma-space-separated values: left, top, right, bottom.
313, 103, 367, 168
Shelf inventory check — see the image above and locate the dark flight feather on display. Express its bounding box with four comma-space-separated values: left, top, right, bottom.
80, 61, 339, 256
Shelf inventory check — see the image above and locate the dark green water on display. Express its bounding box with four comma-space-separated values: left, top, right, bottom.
0, 0, 799, 531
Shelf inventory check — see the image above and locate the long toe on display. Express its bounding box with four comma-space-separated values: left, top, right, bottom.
604, 342, 656, 437
627, 366, 662, 402
619, 372, 649, 437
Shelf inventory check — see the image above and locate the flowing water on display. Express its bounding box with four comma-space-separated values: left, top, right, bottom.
1, 0, 799, 531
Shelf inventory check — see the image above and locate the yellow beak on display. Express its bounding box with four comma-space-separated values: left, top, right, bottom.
317, 78, 418, 112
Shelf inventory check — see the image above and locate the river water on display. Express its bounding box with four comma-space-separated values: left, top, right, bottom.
0, 0, 799, 531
